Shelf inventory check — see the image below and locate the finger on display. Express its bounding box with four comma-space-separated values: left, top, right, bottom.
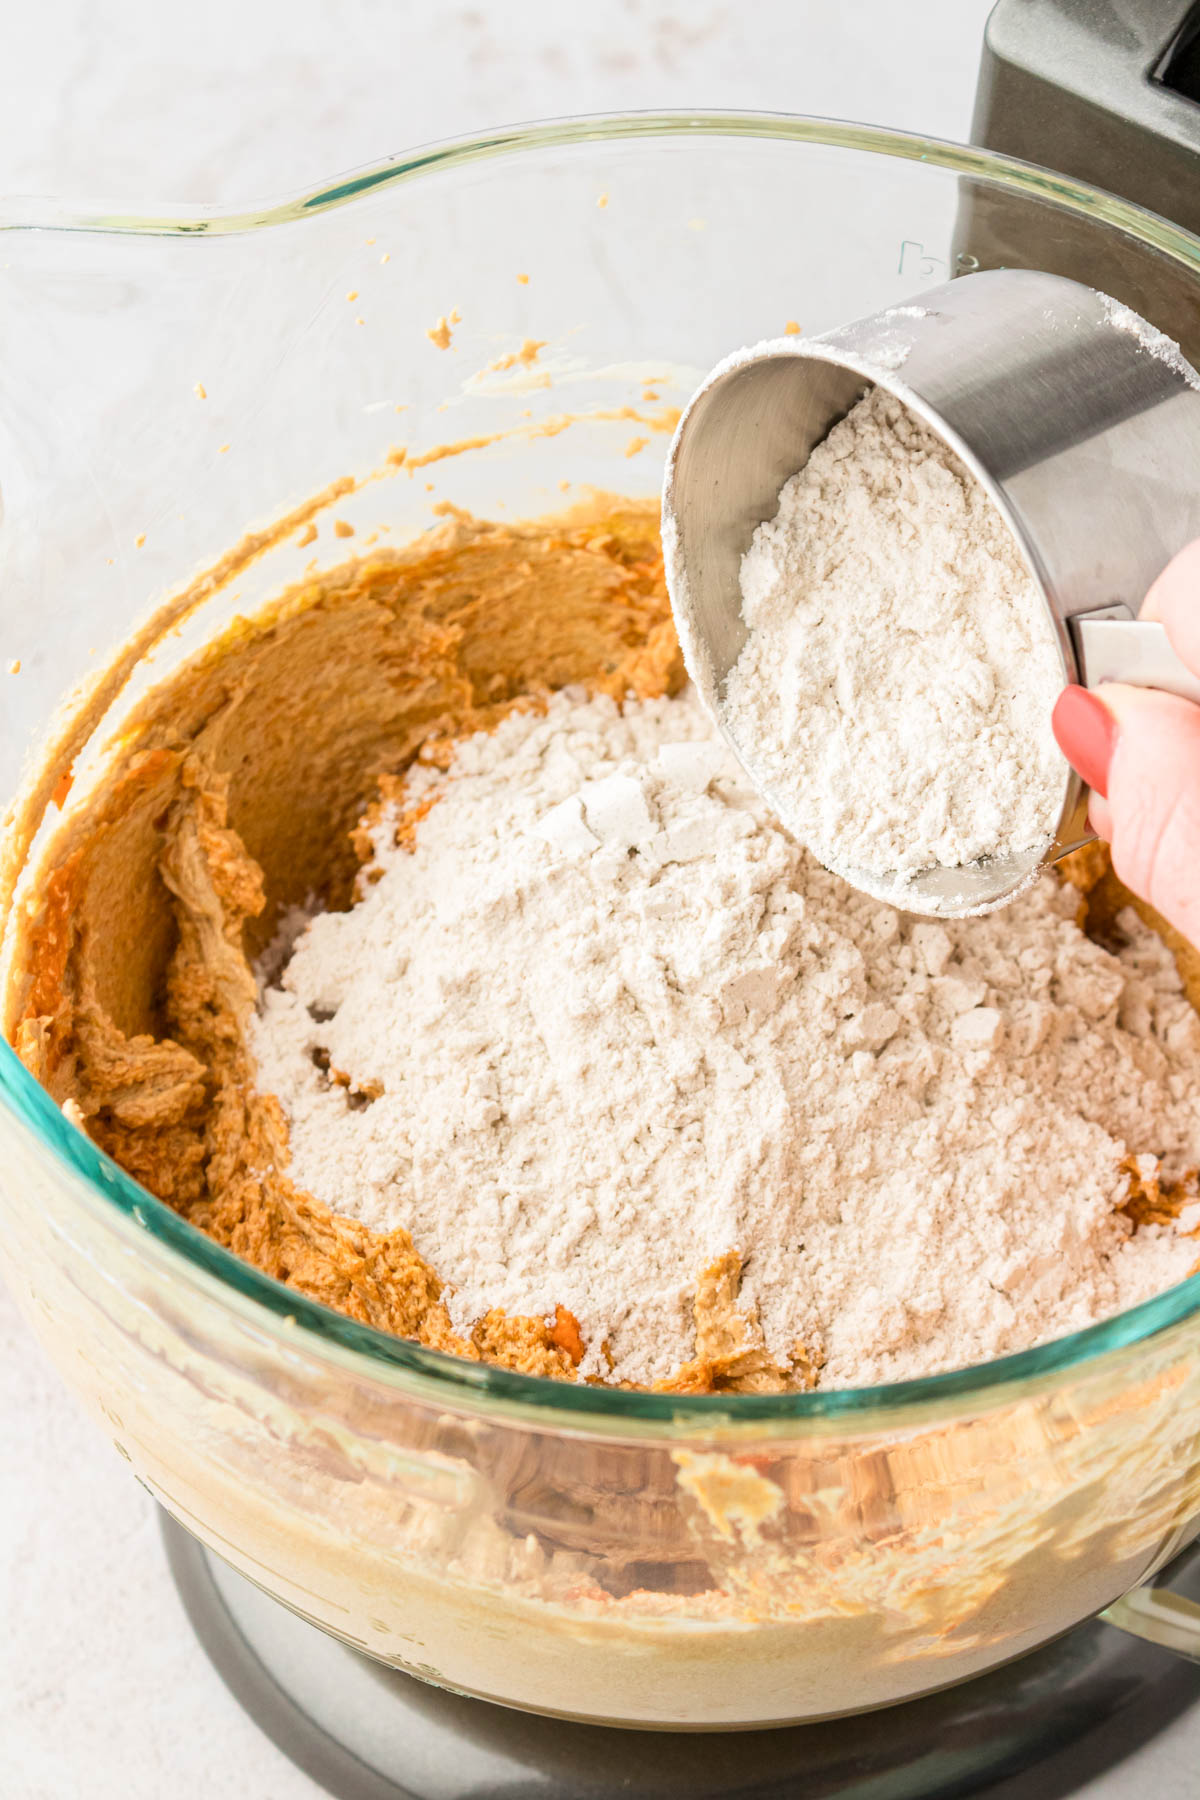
1087, 789, 1113, 843
1052, 685, 1115, 796
1056, 682, 1200, 947
1140, 538, 1200, 676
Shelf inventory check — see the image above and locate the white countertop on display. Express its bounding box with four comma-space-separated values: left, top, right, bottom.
3, 0, 992, 207
10, 4, 1156, 1795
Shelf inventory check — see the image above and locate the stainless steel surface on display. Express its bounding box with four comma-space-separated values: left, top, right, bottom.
1075, 611, 1200, 702
663, 267, 1200, 914
161, 1510, 1200, 1800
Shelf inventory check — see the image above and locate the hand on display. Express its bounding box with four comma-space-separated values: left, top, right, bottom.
1052, 539, 1200, 947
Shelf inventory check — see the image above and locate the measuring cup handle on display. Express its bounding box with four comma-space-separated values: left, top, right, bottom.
1072, 614, 1200, 706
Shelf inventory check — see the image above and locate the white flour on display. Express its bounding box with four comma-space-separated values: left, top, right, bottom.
721, 385, 1067, 901
249, 687, 1200, 1389
1101, 295, 1200, 389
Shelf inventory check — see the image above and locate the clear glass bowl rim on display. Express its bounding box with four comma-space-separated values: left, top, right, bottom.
6, 108, 1200, 1430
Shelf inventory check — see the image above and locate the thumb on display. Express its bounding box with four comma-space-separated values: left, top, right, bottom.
1052, 682, 1200, 948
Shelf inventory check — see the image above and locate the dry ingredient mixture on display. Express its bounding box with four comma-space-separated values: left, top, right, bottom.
721, 384, 1067, 900
251, 684, 1200, 1390
8, 495, 1200, 1394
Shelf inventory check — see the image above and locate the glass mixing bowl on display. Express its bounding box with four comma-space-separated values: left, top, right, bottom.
3, 115, 1200, 1731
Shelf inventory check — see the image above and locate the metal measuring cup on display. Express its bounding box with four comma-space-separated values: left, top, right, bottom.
662, 269, 1200, 915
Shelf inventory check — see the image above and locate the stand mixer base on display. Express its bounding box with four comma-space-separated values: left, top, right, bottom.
161, 1511, 1200, 1800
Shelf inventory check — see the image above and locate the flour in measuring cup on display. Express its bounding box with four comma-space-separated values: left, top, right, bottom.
721, 384, 1067, 901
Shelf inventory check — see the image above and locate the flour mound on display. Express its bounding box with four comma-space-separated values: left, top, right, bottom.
721, 384, 1067, 899
249, 688, 1200, 1390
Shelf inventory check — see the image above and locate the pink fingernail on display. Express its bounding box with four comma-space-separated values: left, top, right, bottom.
1052, 686, 1116, 800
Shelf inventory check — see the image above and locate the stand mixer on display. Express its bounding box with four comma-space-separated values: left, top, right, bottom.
7, 8, 1200, 1796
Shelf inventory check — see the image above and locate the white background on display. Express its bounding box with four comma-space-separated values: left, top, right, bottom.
13, 3, 1182, 1797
